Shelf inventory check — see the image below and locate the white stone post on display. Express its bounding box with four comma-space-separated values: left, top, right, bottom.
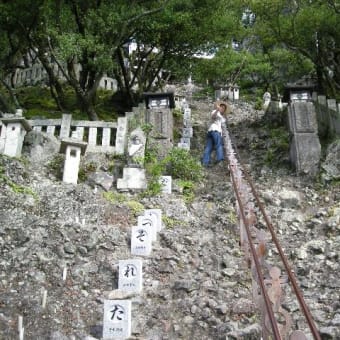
233, 85, 240, 100
60, 138, 87, 184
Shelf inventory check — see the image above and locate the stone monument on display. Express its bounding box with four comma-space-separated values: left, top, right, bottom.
0, 111, 32, 157
103, 299, 131, 339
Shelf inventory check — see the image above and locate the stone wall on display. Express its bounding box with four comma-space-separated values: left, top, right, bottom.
313, 93, 340, 138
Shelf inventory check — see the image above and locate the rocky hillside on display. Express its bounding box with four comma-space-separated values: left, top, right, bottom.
0, 99, 339, 340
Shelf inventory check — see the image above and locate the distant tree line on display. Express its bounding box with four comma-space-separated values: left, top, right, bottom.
0, 0, 338, 119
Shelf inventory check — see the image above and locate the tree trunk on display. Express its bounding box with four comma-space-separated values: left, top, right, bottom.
0, 92, 12, 114
0, 79, 20, 113
38, 51, 66, 111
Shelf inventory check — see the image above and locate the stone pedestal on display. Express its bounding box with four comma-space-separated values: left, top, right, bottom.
117, 168, 147, 190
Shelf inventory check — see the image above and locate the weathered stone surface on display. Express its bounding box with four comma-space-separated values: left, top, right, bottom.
0, 97, 338, 340
321, 140, 340, 181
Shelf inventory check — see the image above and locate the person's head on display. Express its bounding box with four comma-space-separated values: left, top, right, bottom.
219, 103, 227, 114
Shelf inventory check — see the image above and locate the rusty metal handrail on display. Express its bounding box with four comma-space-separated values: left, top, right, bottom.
229, 164, 282, 339
241, 166, 321, 340
221, 123, 321, 340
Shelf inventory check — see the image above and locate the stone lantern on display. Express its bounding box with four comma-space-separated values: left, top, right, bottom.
60, 132, 87, 184
233, 84, 240, 100
0, 114, 32, 157
226, 84, 240, 101
283, 78, 316, 103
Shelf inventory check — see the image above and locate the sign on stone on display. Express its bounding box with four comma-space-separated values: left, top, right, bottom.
184, 108, 191, 120
131, 225, 152, 256
144, 209, 163, 231
138, 215, 157, 242
118, 259, 143, 293
181, 137, 191, 146
183, 119, 192, 128
103, 300, 131, 339
182, 127, 193, 138
159, 176, 172, 194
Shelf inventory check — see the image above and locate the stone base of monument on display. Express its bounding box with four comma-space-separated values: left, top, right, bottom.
290, 133, 321, 176
117, 167, 147, 190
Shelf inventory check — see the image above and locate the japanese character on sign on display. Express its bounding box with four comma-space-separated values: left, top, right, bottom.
110, 304, 124, 321
124, 264, 137, 278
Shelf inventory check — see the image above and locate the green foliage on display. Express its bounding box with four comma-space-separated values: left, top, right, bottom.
15, 85, 117, 120
249, 0, 340, 97
78, 161, 98, 182
126, 201, 145, 217
103, 191, 127, 204
46, 154, 64, 179
165, 147, 203, 182
264, 127, 289, 166
0, 162, 38, 199
141, 123, 153, 135
254, 97, 263, 110
102, 191, 144, 217
177, 179, 195, 203
144, 152, 165, 196
142, 145, 203, 198
162, 215, 187, 229
17, 87, 58, 118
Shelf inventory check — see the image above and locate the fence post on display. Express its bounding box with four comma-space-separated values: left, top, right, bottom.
60, 114, 72, 139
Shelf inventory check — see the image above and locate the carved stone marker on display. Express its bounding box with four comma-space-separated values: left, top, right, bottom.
127, 127, 146, 167
103, 299, 131, 339
182, 127, 193, 138
138, 214, 157, 242
144, 208, 163, 232
115, 117, 128, 155
288, 102, 321, 176
131, 225, 152, 256
159, 176, 172, 194
184, 108, 191, 120
118, 259, 143, 293
288, 102, 318, 133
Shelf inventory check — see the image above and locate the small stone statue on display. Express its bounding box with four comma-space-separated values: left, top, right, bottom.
127, 127, 146, 167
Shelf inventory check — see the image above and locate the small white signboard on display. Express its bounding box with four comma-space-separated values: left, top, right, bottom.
183, 127, 193, 138
131, 225, 152, 256
159, 176, 172, 194
144, 208, 163, 231
103, 300, 131, 339
184, 108, 191, 120
118, 259, 143, 293
138, 214, 157, 242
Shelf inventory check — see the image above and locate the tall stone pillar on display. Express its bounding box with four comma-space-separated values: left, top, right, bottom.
288, 101, 321, 176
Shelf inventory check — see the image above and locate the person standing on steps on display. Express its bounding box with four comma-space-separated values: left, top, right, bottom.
202, 101, 228, 167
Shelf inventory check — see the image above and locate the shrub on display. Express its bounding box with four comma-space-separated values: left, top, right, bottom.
164, 147, 203, 182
